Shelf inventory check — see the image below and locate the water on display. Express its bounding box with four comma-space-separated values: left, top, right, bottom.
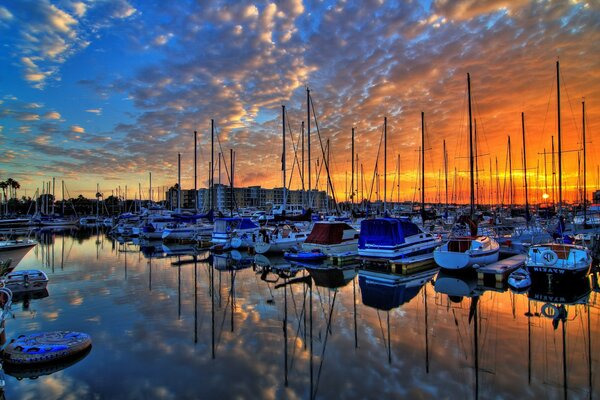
4, 227, 599, 399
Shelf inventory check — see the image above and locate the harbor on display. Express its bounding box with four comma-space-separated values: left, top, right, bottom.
0, 226, 596, 399
1, 1, 599, 398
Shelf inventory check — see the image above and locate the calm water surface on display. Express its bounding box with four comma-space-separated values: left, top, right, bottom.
4, 228, 599, 399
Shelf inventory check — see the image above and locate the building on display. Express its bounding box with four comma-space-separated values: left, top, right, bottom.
172, 185, 330, 212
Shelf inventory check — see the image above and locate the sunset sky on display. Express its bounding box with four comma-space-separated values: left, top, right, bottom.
0, 0, 599, 206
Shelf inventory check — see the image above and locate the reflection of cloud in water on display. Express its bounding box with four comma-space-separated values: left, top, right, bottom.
6, 233, 597, 399
17, 372, 91, 400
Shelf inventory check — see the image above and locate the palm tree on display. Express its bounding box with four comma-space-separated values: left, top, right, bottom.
10, 179, 20, 200
0, 181, 7, 216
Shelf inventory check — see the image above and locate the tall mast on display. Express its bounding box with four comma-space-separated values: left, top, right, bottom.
522, 112, 529, 227
384, 116, 387, 212
508, 136, 513, 208
282, 105, 287, 209
583, 100, 587, 224
397, 154, 400, 204
444, 140, 448, 216
177, 152, 181, 210
61, 180, 65, 215
556, 61, 563, 213
552, 136, 556, 208
211, 119, 215, 211
467, 73, 475, 216
301, 121, 305, 206
351, 127, 355, 206
194, 130, 197, 212
421, 112, 425, 223
149, 172, 152, 203
307, 87, 311, 206
230, 149, 234, 216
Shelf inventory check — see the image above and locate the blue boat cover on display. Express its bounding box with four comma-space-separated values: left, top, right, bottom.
359, 218, 420, 248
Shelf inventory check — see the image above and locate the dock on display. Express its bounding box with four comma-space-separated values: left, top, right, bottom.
477, 254, 526, 284
330, 251, 359, 266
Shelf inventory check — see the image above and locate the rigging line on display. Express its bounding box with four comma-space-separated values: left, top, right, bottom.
285, 109, 305, 191
538, 76, 555, 155
309, 94, 339, 211
559, 68, 581, 140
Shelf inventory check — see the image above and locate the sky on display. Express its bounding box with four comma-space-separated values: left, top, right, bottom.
0, 0, 599, 205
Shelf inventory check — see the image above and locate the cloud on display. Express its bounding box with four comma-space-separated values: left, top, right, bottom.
17, 113, 40, 121
1, 0, 137, 88
70, 125, 85, 133
431, 0, 530, 21
43, 111, 61, 119
85, 108, 102, 115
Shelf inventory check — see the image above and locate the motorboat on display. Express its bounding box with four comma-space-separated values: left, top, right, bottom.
526, 243, 592, 282
301, 221, 359, 256
358, 217, 441, 261
2, 269, 48, 293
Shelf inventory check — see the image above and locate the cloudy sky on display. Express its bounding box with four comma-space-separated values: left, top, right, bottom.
0, 0, 598, 204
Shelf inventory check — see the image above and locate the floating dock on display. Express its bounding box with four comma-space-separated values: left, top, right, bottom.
329, 251, 359, 266
477, 254, 526, 284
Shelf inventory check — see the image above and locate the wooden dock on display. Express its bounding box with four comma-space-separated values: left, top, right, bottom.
477, 254, 526, 283
390, 257, 438, 275
330, 251, 359, 266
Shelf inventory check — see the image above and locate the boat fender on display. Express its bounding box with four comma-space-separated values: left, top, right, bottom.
540, 250, 558, 266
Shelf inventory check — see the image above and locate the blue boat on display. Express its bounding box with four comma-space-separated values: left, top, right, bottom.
358, 217, 441, 262
284, 249, 328, 263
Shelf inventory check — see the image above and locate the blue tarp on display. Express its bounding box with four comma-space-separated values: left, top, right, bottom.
359, 218, 420, 248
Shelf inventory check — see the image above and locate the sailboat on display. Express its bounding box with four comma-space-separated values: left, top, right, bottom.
433, 74, 500, 270
358, 112, 441, 264
525, 61, 592, 283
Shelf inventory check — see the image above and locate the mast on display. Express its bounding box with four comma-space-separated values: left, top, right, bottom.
177, 153, 181, 210
194, 130, 198, 212
301, 121, 305, 207
61, 180, 65, 215
149, 172, 152, 204
552, 136, 556, 208
211, 119, 215, 211
307, 87, 311, 206
467, 73, 475, 216
397, 154, 400, 204
556, 60, 563, 213
508, 136, 513, 209
230, 149, 234, 217
583, 100, 587, 225
522, 112, 529, 226
282, 105, 287, 210
421, 112, 426, 224
444, 140, 448, 217
52, 177, 55, 215
384, 116, 387, 212
351, 127, 355, 206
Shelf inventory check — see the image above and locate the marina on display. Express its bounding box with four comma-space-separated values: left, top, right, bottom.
0, 226, 595, 399
0, 1, 599, 398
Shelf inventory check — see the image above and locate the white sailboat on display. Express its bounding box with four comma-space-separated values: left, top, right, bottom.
433, 73, 499, 270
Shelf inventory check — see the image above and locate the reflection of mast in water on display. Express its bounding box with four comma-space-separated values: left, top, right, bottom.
424, 283, 429, 373
211, 260, 215, 359
528, 277, 592, 400
177, 257, 181, 320
283, 276, 288, 387
194, 258, 198, 344
61, 234, 65, 271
